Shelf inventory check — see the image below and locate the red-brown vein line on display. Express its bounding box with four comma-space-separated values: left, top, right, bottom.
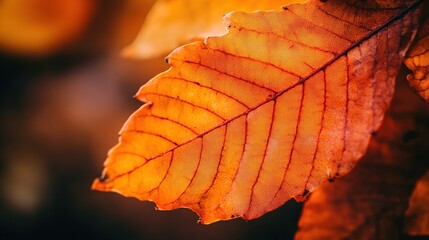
136, 114, 198, 135
147, 151, 174, 195
272, 84, 305, 201
336, 55, 350, 176
371, 32, 379, 130
234, 24, 337, 55
408, 48, 429, 58
304, 62, 315, 70
416, 30, 429, 41
316, 5, 372, 31
160, 76, 249, 108
172, 136, 204, 203
247, 100, 276, 214
102, 1, 422, 184
419, 85, 429, 92
169, 60, 276, 93
212, 48, 303, 79
213, 116, 247, 211
286, 8, 354, 43
304, 70, 327, 190
127, 130, 179, 146
144, 92, 226, 120
107, 152, 150, 181
200, 125, 228, 199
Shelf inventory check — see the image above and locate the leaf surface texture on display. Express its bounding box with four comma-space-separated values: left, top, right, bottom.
295, 78, 429, 240
93, 0, 422, 223
405, 5, 429, 102
123, 0, 307, 58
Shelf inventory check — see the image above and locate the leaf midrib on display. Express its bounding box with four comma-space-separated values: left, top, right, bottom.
104, 0, 422, 183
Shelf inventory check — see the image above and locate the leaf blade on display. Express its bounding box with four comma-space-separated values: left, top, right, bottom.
93, 0, 422, 223
405, 6, 429, 102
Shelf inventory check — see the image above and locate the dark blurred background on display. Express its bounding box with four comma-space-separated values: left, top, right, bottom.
0, 1, 301, 239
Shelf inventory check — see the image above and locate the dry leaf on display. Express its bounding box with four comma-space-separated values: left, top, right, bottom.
122, 0, 307, 58
404, 7, 429, 102
404, 169, 429, 236
93, 0, 422, 224
295, 77, 429, 240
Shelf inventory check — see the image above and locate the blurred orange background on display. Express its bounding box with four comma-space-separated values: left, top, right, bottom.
0, 0, 301, 239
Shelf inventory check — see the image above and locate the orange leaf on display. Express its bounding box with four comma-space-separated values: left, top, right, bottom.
405, 169, 429, 236
295, 78, 429, 239
404, 5, 429, 102
93, 0, 422, 224
122, 0, 307, 58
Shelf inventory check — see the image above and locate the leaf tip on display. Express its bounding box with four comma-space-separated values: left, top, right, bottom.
91, 171, 112, 191
91, 178, 104, 191
293, 189, 312, 202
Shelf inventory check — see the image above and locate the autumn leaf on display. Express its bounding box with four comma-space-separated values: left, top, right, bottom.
295, 77, 429, 239
404, 6, 429, 102
404, 169, 429, 236
93, 0, 422, 224
122, 0, 307, 58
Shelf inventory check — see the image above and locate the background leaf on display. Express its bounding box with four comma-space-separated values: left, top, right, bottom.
122, 0, 307, 58
295, 75, 429, 240
405, 4, 429, 102
404, 169, 429, 236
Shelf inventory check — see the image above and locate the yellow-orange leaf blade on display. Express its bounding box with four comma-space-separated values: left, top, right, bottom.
122, 0, 307, 58
93, 0, 421, 224
405, 8, 429, 102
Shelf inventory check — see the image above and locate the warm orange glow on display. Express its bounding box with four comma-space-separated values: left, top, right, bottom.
93, 0, 421, 224
0, 0, 95, 56
122, 0, 308, 58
